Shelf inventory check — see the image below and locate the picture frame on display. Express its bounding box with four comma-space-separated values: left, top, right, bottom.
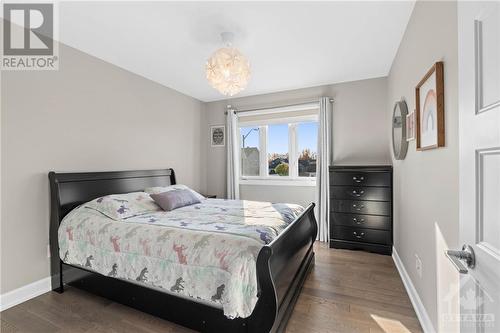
406, 110, 416, 141
210, 125, 225, 147
415, 61, 445, 150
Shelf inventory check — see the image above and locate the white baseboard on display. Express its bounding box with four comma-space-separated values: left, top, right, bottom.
392, 247, 436, 333
0, 277, 51, 312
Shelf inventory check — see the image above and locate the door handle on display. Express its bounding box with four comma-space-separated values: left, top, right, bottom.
445, 245, 475, 274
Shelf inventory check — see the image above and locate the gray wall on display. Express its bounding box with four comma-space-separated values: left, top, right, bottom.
387, 1, 459, 331
240, 185, 316, 209
0, 43, 204, 294
204, 77, 391, 203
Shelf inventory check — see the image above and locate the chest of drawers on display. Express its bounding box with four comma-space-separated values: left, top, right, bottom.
329, 165, 393, 255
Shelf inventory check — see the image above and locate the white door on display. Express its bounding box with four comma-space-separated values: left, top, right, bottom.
455, 1, 500, 332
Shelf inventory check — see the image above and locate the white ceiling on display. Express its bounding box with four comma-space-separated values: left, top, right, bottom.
59, 1, 415, 102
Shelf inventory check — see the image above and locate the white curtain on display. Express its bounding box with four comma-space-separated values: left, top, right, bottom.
226, 110, 240, 199
316, 97, 332, 242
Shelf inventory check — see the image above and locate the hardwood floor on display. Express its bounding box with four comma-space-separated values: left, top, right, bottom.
288, 243, 422, 333
1, 242, 422, 333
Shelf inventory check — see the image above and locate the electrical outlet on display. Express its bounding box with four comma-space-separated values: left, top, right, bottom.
47, 244, 51, 258
415, 254, 422, 278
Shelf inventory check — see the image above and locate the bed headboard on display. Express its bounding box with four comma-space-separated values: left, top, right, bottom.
49, 168, 176, 222
48, 168, 176, 291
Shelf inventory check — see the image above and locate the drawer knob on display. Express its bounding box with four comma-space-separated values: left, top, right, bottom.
353, 217, 365, 224
352, 176, 365, 183
352, 204, 365, 211
353, 231, 365, 239
351, 190, 365, 197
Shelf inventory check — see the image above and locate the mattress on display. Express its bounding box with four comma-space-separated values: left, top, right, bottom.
58, 198, 304, 318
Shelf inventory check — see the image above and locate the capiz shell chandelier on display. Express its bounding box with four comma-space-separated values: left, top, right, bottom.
206, 32, 251, 96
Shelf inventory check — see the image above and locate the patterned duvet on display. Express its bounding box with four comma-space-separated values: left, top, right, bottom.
58, 198, 304, 318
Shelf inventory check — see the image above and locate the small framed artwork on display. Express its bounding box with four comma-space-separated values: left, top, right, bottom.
406, 110, 416, 141
416, 61, 445, 150
210, 125, 225, 147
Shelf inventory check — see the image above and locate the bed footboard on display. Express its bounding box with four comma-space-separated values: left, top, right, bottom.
247, 203, 317, 333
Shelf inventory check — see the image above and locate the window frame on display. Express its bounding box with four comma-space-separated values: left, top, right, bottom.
238, 113, 318, 187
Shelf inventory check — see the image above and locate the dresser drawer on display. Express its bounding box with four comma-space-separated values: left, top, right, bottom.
331, 171, 391, 187
331, 186, 391, 201
331, 200, 391, 216
331, 226, 391, 245
331, 213, 391, 230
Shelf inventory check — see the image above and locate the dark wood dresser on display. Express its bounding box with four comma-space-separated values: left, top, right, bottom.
329, 165, 393, 255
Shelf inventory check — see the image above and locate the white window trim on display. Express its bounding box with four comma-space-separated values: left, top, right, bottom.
240, 178, 316, 187
239, 113, 318, 186
289, 123, 298, 178
237, 102, 319, 118
238, 114, 318, 127
259, 125, 268, 177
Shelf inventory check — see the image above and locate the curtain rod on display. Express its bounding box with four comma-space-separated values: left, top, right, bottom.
224, 98, 334, 115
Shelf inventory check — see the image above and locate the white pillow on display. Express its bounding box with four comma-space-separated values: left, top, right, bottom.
144, 184, 205, 201
85, 192, 161, 219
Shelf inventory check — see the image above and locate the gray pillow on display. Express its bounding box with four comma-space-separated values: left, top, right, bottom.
150, 189, 201, 211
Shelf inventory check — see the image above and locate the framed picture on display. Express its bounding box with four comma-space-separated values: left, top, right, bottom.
406, 110, 416, 141
210, 125, 225, 147
416, 61, 445, 150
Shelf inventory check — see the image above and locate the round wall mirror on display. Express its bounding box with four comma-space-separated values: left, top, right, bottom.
392, 100, 408, 160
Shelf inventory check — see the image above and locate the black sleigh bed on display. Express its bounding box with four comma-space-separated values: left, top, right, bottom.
49, 168, 317, 333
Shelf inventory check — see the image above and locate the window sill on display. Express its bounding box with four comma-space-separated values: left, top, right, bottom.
239, 178, 317, 187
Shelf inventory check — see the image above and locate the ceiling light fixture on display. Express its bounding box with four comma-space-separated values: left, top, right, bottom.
205, 32, 251, 97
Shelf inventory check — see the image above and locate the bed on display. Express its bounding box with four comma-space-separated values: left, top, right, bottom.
49, 168, 317, 333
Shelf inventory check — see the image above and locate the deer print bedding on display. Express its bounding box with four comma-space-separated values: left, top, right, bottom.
58, 198, 304, 319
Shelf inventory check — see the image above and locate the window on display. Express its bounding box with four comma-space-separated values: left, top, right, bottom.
297, 122, 318, 177
238, 108, 318, 185
268, 124, 289, 176
240, 126, 260, 176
